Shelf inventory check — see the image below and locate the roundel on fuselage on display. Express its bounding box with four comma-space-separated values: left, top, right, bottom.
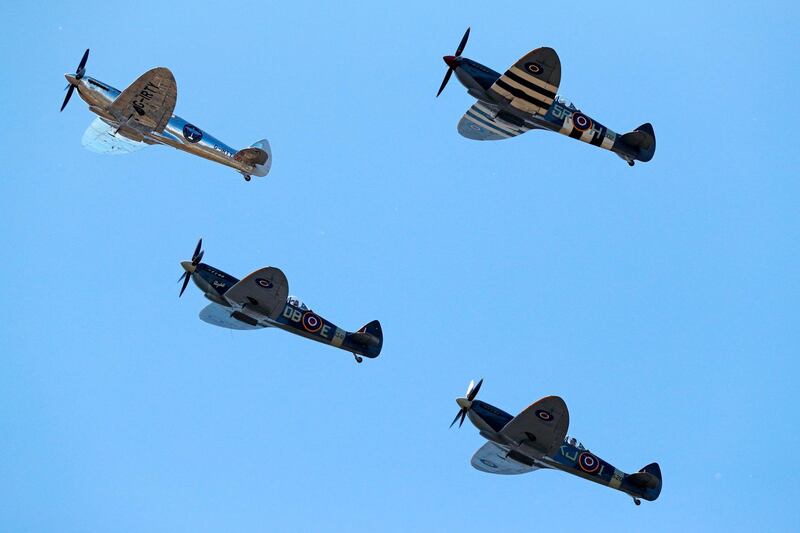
182, 123, 203, 143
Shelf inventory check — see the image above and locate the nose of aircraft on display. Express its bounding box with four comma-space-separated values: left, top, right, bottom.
64, 73, 77, 85
456, 397, 471, 410
180, 260, 196, 273
443, 55, 458, 69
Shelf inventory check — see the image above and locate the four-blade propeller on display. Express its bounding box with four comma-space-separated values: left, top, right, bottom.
61, 48, 90, 112
178, 238, 204, 297
450, 378, 483, 428
436, 27, 470, 97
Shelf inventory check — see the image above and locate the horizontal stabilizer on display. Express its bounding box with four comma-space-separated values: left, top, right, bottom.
234, 146, 268, 166
346, 319, 383, 358
625, 462, 662, 501
619, 122, 656, 162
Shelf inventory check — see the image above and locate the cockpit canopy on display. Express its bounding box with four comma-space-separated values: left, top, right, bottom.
565, 435, 587, 451
286, 295, 308, 311
555, 95, 579, 111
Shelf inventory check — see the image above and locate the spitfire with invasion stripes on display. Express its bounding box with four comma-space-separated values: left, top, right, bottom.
438, 28, 656, 166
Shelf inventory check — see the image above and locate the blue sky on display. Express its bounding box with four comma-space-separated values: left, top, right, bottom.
1, 1, 799, 531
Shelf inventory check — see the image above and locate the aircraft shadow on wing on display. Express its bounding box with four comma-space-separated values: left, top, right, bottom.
437, 28, 656, 167
60, 49, 271, 181
451, 380, 662, 505
178, 239, 383, 363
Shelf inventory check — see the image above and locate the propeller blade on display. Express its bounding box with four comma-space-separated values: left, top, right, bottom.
450, 409, 464, 428
468, 378, 483, 401
60, 84, 75, 112
458, 409, 467, 428
454, 27, 470, 57
192, 238, 203, 260
436, 68, 453, 97
75, 48, 90, 78
193, 249, 204, 266
179, 271, 191, 297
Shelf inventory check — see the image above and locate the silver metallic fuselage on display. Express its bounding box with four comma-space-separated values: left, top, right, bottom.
66, 74, 256, 175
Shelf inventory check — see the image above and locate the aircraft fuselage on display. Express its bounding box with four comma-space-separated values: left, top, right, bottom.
466, 399, 659, 502
65, 74, 257, 175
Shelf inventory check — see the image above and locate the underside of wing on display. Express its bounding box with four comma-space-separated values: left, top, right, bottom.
499, 396, 570, 457
81, 117, 147, 154
107, 67, 177, 135
488, 47, 561, 118
222, 267, 289, 320
458, 101, 535, 141
199, 303, 262, 330
471, 441, 541, 475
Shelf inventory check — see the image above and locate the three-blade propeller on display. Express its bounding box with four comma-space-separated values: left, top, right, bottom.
436, 27, 470, 97
178, 238, 204, 297
450, 378, 483, 428
61, 48, 90, 112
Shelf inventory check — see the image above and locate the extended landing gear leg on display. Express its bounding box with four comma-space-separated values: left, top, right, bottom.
633, 498, 641, 506
244, 175, 252, 182
353, 353, 363, 364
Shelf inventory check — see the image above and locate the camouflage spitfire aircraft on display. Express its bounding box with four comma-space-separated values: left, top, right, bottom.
437, 29, 656, 166
60, 50, 271, 181
450, 380, 662, 505
178, 240, 383, 363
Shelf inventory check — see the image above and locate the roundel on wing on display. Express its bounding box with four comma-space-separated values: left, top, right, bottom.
255, 278, 274, 289
578, 452, 601, 474
535, 409, 553, 422
571, 112, 592, 132
302, 312, 323, 333
525, 62, 544, 75
182, 123, 203, 143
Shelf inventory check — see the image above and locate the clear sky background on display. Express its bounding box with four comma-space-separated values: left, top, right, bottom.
1, 1, 799, 531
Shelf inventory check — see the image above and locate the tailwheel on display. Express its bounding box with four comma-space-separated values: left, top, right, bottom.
627, 159, 635, 167
244, 175, 252, 181
353, 353, 363, 364
633, 498, 641, 506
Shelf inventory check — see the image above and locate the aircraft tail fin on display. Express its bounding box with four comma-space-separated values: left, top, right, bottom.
619, 122, 656, 163
234, 138, 272, 177
347, 319, 383, 358
625, 462, 662, 501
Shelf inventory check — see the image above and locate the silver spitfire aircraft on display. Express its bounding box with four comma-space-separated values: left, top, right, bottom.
60, 50, 271, 181
178, 240, 383, 363
437, 29, 656, 166
451, 380, 662, 505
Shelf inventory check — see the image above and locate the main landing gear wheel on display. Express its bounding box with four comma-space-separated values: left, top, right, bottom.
633, 498, 641, 506
353, 353, 363, 364
244, 175, 251, 181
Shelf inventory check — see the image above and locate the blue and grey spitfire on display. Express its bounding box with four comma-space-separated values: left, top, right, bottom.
178, 240, 383, 363
451, 379, 662, 506
437, 29, 656, 166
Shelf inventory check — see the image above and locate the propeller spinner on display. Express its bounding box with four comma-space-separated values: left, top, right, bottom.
60, 48, 89, 112
436, 27, 470, 97
178, 238, 204, 297
450, 378, 483, 428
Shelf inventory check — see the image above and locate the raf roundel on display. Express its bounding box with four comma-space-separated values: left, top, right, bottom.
571, 112, 593, 132
302, 312, 323, 333
535, 409, 553, 422
255, 278, 274, 289
578, 452, 601, 474
480, 458, 498, 469
525, 62, 544, 75
182, 123, 203, 143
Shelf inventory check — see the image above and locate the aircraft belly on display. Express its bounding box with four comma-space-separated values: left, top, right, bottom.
160, 116, 244, 170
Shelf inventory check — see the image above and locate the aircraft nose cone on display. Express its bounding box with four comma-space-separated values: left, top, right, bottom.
64, 73, 77, 85
181, 261, 195, 273
443, 55, 458, 68
456, 397, 471, 410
